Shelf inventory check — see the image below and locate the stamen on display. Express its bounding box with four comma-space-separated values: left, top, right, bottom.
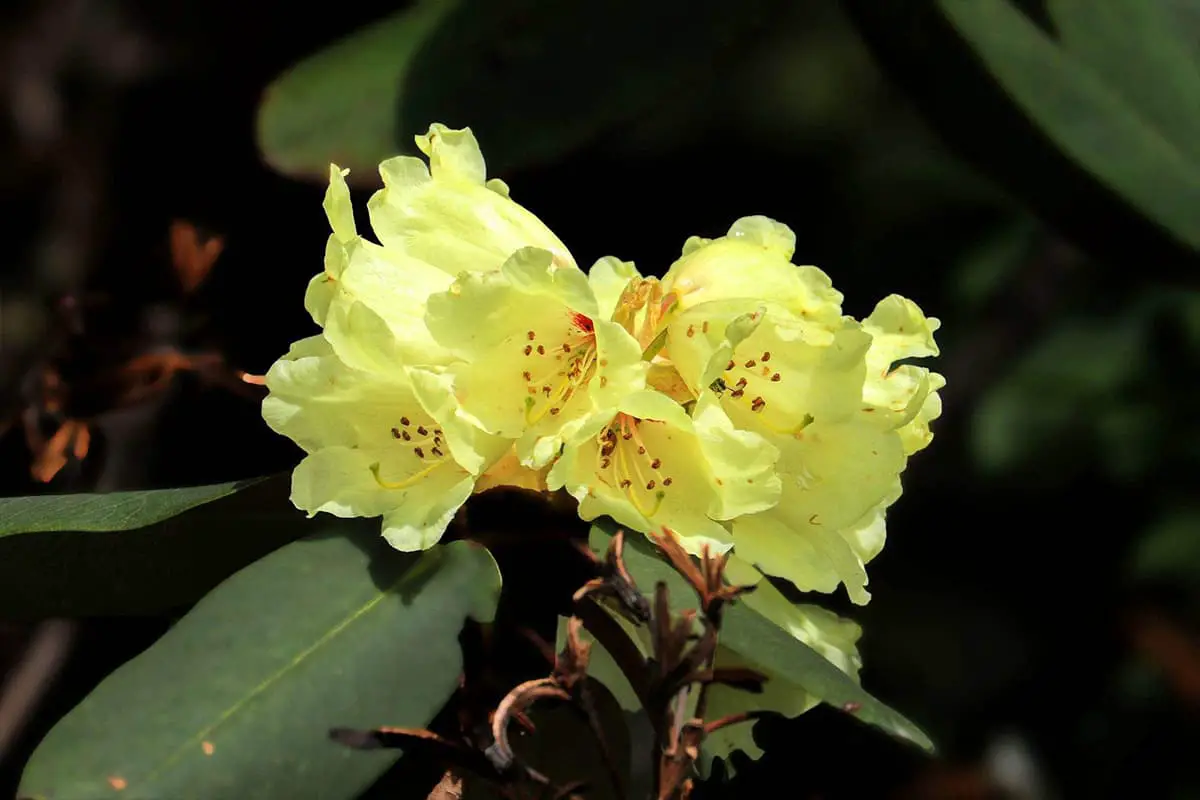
370, 460, 442, 490
521, 326, 600, 426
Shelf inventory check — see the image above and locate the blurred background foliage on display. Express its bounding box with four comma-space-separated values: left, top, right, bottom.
1, 0, 1199, 797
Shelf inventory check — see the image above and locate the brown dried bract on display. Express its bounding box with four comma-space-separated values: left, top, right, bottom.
573, 528, 651, 623
649, 527, 756, 627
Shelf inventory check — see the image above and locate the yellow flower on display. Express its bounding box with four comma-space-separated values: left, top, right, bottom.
262, 336, 506, 550
367, 123, 573, 273
660, 218, 943, 604
472, 445, 550, 494
662, 216, 844, 327
304, 164, 456, 374
266, 123, 585, 543
305, 123, 574, 373
547, 390, 781, 554
425, 247, 649, 468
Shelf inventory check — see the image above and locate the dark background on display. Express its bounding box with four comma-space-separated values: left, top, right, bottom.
1, 0, 1198, 797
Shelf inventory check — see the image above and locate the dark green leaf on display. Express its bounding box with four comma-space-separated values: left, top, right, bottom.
257, 0, 786, 183
19, 526, 501, 800
1130, 508, 1200, 585
588, 523, 934, 752
1049, 0, 1200, 165
938, 0, 1200, 250
0, 477, 263, 537
970, 315, 1153, 478
257, 0, 458, 183
842, 1, 1200, 278
0, 475, 306, 618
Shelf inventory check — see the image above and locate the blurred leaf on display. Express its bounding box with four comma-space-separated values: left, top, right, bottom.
970, 315, 1152, 476
257, 0, 458, 183
588, 523, 934, 753
1164, 0, 1200, 63
1170, 288, 1200, 350
1049, 0, 1200, 164
0, 477, 263, 537
0, 475, 306, 617
19, 528, 501, 800
258, 0, 786, 183
950, 217, 1039, 311
938, 0, 1200, 250
843, 1, 1200, 277
1131, 508, 1200, 585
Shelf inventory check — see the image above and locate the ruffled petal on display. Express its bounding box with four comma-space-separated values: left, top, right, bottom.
588, 256, 641, 320
662, 216, 843, 326
367, 125, 574, 274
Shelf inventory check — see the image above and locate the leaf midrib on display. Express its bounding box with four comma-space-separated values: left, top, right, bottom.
130, 550, 440, 791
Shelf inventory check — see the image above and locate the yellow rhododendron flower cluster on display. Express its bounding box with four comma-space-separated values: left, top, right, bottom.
262, 123, 942, 603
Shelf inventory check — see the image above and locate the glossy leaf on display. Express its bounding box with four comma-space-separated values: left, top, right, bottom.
0, 476, 305, 618
0, 477, 263, 537
588, 523, 934, 752
19, 527, 501, 799
257, 0, 786, 183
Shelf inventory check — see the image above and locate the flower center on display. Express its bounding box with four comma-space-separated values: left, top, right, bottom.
370, 415, 448, 489
612, 277, 676, 353
520, 314, 598, 424
594, 413, 674, 518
